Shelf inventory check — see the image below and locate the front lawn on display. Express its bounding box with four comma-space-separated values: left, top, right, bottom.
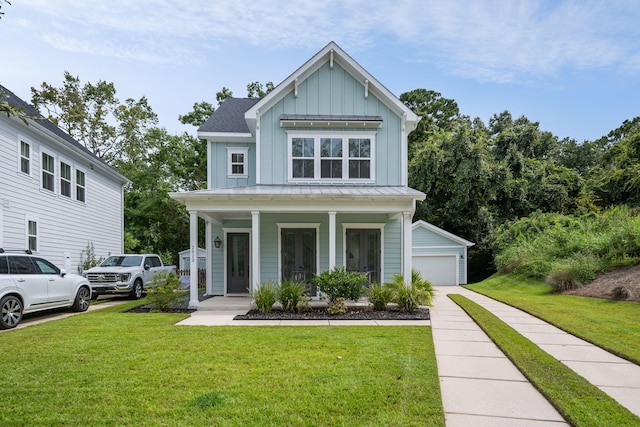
1, 303, 444, 426
466, 274, 640, 364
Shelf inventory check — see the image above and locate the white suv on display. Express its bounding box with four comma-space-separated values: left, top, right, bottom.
0, 250, 92, 329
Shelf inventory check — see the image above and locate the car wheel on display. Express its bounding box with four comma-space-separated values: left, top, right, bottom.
129, 280, 143, 300
0, 295, 23, 330
72, 287, 91, 312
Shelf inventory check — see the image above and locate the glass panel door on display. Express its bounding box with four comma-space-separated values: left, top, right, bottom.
281, 228, 316, 295
227, 233, 250, 294
345, 229, 380, 284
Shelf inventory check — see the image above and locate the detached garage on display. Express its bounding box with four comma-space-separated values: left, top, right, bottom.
412, 221, 474, 286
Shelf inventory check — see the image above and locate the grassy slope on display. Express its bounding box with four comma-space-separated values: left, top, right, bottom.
450, 295, 640, 427
1, 306, 444, 426
466, 274, 640, 364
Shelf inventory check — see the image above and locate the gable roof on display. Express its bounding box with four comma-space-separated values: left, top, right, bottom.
1, 85, 128, 184
244, 41, 419, 133
412, 220, 475, 247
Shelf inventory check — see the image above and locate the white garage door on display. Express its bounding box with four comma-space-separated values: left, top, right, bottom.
412, 255, 458, 286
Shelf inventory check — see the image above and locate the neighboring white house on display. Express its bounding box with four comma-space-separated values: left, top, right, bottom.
171, 42, 426, 308
0, 86, 129, 273
412, 220, 474, 285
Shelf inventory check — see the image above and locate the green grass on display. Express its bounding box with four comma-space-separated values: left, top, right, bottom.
450, 294, 640, 427
1, 303, 444, 426
466, 274, 640, 364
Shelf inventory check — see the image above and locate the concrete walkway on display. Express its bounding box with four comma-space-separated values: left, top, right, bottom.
430, 287, 569, 426
434, 286, 640, 422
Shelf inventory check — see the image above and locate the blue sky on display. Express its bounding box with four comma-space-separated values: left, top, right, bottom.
2, 0, 639, 142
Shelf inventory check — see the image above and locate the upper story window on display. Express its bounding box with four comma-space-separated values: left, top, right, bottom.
60, 162, 72, 198
20, 141, 30, 175
288, 132, 375, 182
227, 148, 248, 178
76, 170, 86, 202
42, 152, 55, 192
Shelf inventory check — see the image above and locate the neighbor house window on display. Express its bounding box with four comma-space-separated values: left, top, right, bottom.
288, 133, 374, 181
27, 220, 38, 252
20, 141, 30, 174
60, 162, 72, 198
76, 170, 86, 202
42, 152, 55, 191
227, 148, 249, 177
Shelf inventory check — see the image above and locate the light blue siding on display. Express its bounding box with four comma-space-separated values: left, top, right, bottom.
258, 62, 402, 186
209, 142, 256, 188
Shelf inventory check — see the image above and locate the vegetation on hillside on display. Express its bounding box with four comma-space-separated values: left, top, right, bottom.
491, 206, 640, 290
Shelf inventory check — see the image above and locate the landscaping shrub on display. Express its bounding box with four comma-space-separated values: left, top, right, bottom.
278, 279, 308, 312
367, 283, 394, 311
387, 272, 431, 312
251, 281, 279, 313
146, 271, 184, 311
546, 253, 600, 291
311, 266, 366, 303
611, 285, 632, 300
327, 297, 346, 315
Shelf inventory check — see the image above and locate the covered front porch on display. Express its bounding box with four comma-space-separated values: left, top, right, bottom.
170, 185, 425, 309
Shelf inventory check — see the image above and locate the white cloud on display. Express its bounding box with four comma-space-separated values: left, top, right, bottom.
18, 0, 640, 82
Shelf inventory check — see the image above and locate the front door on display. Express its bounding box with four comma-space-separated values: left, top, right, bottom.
281, 229, 316, 294
346, 229, 381, 284
227, 233, 250, 294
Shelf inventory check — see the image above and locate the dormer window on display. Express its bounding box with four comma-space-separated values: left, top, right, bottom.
288, 132, 374, 182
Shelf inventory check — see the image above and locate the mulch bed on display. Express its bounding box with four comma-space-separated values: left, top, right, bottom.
234, 306, 430, 321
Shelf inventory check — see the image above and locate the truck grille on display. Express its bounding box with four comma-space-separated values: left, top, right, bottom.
87, 273, 118, 283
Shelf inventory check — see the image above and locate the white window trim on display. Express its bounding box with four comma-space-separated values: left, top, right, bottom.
41, 150, 56, 193
25, 215, 39, 253
286, 131, 376, 183
76, 168, 87, 203
226, 147, 249, 178
341, 223, 385, 283
17, 136, 33, 177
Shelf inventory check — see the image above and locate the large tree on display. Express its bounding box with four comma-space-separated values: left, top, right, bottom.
31, 72, 157, 163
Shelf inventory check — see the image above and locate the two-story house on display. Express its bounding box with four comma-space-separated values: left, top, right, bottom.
171, 42, 426, 307
0, 86, 128, 272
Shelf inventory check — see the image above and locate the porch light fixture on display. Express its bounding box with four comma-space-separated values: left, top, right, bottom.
214, 236, 222, 249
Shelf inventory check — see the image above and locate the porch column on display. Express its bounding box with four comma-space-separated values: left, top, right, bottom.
251, 211, 260, 292
205, 220, 212, 296
403, 211, 412, 288
188, 210, 199, 308
328, 211, 336, 270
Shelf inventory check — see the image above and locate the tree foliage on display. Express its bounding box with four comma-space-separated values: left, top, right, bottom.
31, 71, 158, 163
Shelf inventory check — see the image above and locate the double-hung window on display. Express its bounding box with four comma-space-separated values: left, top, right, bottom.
60, 162, 72, 198
288, 133, 374, 182
76, 170, 86, 202
20, 141, 30, 175
42, 152, 55, 191
27, 219, 38, 252
227, 148, 248, 178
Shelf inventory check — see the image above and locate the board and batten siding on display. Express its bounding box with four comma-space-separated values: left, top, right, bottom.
0, 115, 125, 273
258, 61, 402, 186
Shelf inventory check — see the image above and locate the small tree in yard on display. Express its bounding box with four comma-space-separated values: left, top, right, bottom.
78, 241, 103, 274
146, 271, 184, 311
